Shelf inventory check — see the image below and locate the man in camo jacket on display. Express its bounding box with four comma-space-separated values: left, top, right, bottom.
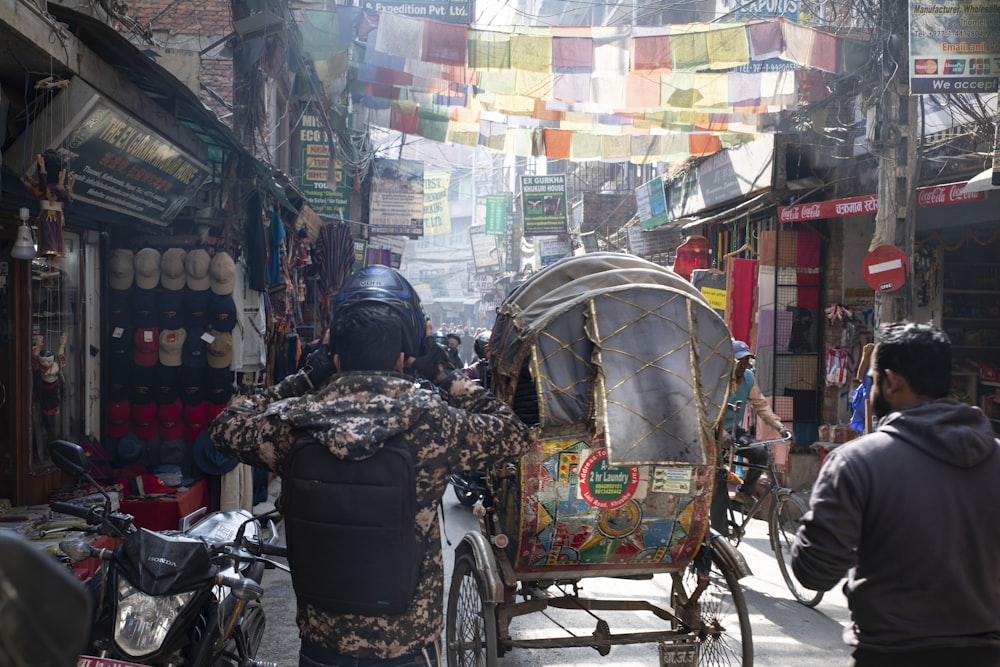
209, 295, 533, 667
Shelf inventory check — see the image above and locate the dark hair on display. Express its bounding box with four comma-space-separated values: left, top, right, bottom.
873, 321, 951, 399
329, 303, 403, 372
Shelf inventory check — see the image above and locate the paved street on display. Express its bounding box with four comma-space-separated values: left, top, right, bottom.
256, 483, 852, 666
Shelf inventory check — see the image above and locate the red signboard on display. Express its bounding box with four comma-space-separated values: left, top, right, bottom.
914, 182, 986, 207
778, 195, 878, 223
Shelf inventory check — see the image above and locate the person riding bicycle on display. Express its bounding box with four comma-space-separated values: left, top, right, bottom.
711, 340, 791, 532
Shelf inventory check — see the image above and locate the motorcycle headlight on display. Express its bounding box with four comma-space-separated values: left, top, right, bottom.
114, 579, 196, 656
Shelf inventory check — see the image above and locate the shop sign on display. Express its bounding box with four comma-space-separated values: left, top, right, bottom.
484, 194, 507, 235
370, 158, 424, 236
469, 224, 500, 272
778, 194, 877, 223
915, 182, 986, 207
627, 226, 677, 257
469, 273, 495, 292
636, 176, 668, 230
361, 0, 474, 25
67, 101, 209, 226
297, 113, 351, 221
578, 448, 640, 511
520, 175, 568, 237
908, 0, 1000, 94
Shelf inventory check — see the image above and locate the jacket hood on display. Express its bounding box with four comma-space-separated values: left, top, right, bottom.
263, 372, 436, 460
879, 399, 998, 468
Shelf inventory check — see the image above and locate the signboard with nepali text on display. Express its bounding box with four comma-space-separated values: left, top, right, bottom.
66, 100, 209, 226
484, 194, 507, 235
908, 0, 1000, 94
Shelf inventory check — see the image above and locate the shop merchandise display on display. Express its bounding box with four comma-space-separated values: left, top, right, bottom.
103, 247, 239, 493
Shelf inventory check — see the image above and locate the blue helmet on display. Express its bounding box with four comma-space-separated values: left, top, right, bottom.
332, 265, 426, 357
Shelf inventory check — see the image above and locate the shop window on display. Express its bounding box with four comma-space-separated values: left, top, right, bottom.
29, 233, 81, 472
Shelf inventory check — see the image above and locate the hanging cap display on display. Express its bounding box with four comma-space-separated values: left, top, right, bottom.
109, 249, 135, 290
158, 329, 187, 367
159, 248, 187, 291
209, 252, 236, 295
134, 248, 162, 290
331, 265, 426, 358
185, 249, 211, 291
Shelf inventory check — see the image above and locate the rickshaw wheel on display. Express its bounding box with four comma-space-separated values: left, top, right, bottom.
446, 553, 498, 667
670, 547, 753, 666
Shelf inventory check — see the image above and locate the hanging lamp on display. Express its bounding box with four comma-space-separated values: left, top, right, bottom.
11, 207, 36, 261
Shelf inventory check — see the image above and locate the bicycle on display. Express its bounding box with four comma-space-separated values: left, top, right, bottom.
723, 431, 825, 607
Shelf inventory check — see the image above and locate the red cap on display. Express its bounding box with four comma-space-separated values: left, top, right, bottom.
157, 399, 183, 425
133, 327, 160, 367
205, 402, 227, 422
160, 421, 183, 441
182, 401, 208, 441
133, 420, 159, 440
107, 400, 131, 438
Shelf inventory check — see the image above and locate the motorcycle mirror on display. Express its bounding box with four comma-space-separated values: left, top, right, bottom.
0, 532, 91, 666
50, 440, 90, 478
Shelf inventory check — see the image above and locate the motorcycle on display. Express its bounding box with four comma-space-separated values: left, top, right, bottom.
48, 439, 288, 667
449, 469, 488, 507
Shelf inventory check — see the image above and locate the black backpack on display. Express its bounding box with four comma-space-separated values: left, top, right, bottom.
282, 435, 422, 615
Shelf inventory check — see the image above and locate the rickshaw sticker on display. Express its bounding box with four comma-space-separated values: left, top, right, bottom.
579, 449, 640, 510
651, 466, 693, 494
596, 500, 642, 538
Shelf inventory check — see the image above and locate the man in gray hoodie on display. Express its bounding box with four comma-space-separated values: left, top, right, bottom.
792, 321, 1000, 666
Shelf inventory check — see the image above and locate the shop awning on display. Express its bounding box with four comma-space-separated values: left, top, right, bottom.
680, 191, 774, 233
961, 168, 1000, 193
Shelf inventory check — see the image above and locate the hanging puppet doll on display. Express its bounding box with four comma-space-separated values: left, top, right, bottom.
23, 149, 74, 265
32, 333, 67, 462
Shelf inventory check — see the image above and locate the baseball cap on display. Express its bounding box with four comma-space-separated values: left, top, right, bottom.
182, 326, 208, 368
109, 249, 135, 290
154, 365, 179, 405
157, 399, 184, 441
206, 331, 233, 369
115, 433, 146, 466
178, 366, 205, 405
205, 368, 235, 405
205, 401, 228, 421
107, 399, 131, 438
109, 288, 132, 326
185, 249, 212, 291
208, 293, 238, 333
132, 288, 158, 328
159, 438, 187, 466
131, 366, 155, 405
132, 401, 159, 440
158, 289, 183, 329
134, 327, 160, 367
134, 248, 162, 290
183, 289, 211, 328
182, 401, 209, 441
209, 251, 236, 296
159, 328, 186, 367
732, 340, 754, 360
193, 430, 239, 476
159, 248, 187, 290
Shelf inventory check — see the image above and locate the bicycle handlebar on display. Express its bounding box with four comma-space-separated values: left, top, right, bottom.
732, 431, 793, 451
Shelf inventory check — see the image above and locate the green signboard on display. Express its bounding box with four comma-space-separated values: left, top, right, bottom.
636, 176, 669, 230
297, 113, 351, 221
484, 194, 507, 235
520, 175, 567, 237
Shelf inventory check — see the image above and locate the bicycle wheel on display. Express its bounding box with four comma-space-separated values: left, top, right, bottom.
670, 544, 753, 666
446, 553, 498, 667
769, 491, 824, 607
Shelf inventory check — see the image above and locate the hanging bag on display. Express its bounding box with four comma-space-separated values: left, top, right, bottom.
825, 347, 850, 386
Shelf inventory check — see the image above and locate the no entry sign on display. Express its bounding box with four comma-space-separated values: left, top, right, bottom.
863, 245, 909, 293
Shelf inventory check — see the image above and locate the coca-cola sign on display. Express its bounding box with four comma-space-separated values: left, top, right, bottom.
915, 183, 985, 208
778, 195, 878, 223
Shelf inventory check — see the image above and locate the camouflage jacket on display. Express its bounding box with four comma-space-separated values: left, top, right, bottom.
209, 368, 533, 658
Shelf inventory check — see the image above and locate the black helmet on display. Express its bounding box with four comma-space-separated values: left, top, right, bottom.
332, 265, 426, 357
473, 331, 491, 360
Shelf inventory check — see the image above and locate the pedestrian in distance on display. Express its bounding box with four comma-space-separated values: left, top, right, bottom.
209, 265, 533, 667
792, 321, 1000, 667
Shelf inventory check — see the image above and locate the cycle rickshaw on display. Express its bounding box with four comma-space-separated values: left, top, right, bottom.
446, 253, 754, 666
